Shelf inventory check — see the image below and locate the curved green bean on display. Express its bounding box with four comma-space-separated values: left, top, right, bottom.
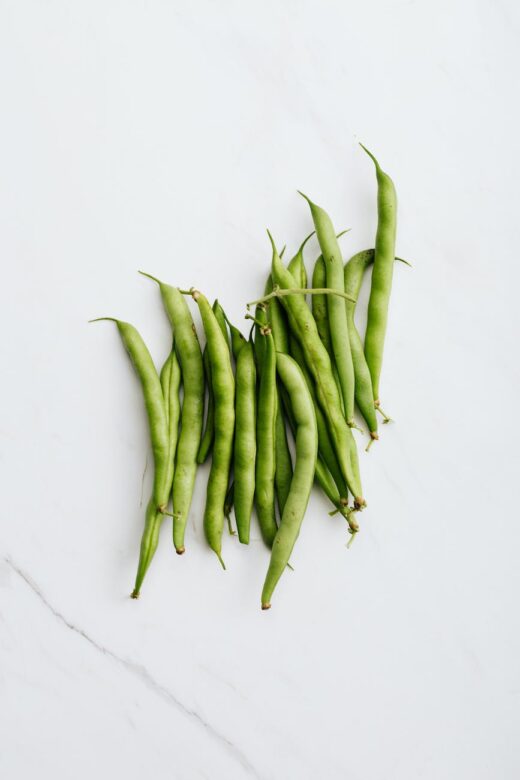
91, 317, 171, 597
261, 352, 318, 609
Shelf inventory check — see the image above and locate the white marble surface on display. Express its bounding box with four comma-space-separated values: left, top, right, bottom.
1, 1, 519, 778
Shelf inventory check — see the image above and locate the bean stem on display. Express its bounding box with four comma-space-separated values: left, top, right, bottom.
246, 286, 356, 308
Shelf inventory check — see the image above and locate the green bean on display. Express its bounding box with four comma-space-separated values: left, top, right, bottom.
138, 272, 205, 554
268, 233, 365, 507
91, 317, 171, 597
254, 322, 278, 547
197, 301, 230, 463
190, 290, 235, 568
311, 255, 333, 357
261, 353, 318, 609
233, 336, 257, 544
299, 193, 356, 427
160, 347, 182, 484
287, 332, 357, 531
344, 249, 410, 437
344, 250, 379, 441
311, 251, 346, 415
262, 274, 293, 514
360, 144, 397, 408
274, 407, 292, 515
311, 233, 350, 355
197, 348, 214, 463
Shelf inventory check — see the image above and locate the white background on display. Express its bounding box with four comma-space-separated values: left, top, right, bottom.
1, 1, 518, 778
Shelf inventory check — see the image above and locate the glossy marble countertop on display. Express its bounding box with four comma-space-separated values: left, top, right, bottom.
1, 2, 518, 778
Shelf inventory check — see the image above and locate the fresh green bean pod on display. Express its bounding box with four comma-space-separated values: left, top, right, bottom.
233, 337, 257, 544
311, 253, 345, 413
138, 273, 205, 554
288, 335, 347, 497
159, 347, 182, 490
197, 301, 231, 463
269, 234, 365, 507
192, 290, 235, 568
311, 255, 333, 356
91, 317, 170, 597
197, 347, 214, 463
361, 145, 397, 406
274, 407, 292, 515
344, 250, 379, 439
299, 193, 356, 427
263, 274, 293, 514
255, 325, 278, 547
261, 353, 318, 609
282, 376, 351, 522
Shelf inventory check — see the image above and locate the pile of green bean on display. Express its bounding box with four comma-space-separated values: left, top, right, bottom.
92, 145, 407, 609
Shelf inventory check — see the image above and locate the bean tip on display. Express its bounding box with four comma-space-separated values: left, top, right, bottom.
130, 589, 140, 600
175, 547, 185, 555
261, 603, 271, 611
297, 190, 312, 205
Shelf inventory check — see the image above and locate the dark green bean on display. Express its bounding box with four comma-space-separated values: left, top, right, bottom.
197, 300, 231, 463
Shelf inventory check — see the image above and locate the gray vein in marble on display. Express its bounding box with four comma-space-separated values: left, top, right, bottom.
5, 557, 261, 779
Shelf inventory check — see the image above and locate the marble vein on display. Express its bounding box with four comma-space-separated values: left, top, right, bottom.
4, 556, 261, 780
